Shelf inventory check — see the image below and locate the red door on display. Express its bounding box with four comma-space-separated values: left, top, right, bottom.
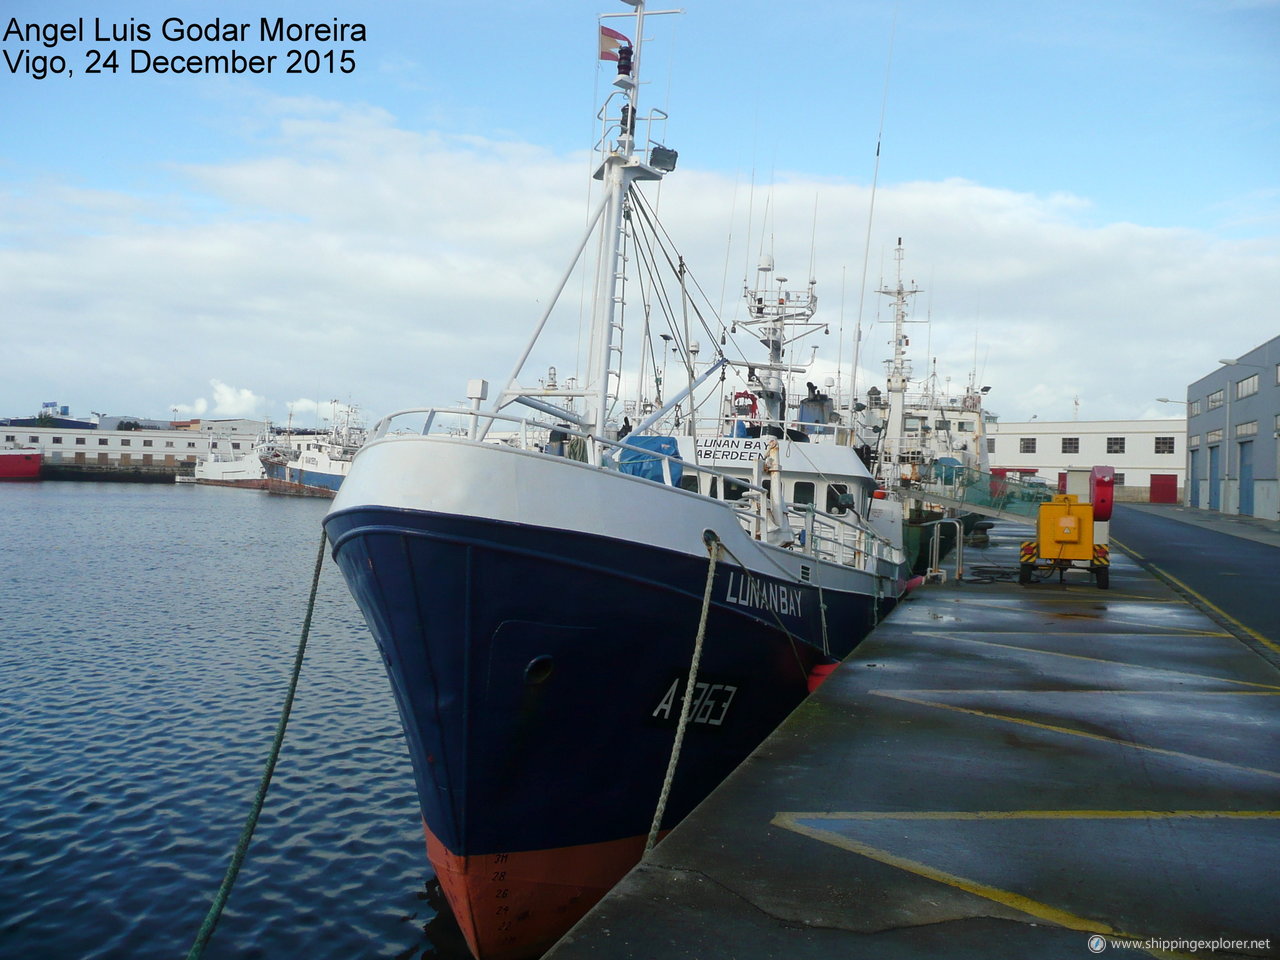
1150, 474, 1178, 503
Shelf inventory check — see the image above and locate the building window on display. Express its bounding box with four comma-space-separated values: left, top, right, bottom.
187, 442, 196, 448
1189, 434, 1200, 448
1207, 389, 1224, 410
987, 438, 995, 453
165, 441, 174, 448
1189, 399, 1201, 416
1020, 438, 1037, 454
1235, 421, 1257, 438
1106, 437, 1126, 454
52, 436, 63, 444
143, 439, 153, 447
75, 437, 85, 445
99, 438, 108, 445
211, 442, 219, 449
1236, 374, 1258, 399
1155, 436, 1175, 454
1114, 473, 1126, 485
232, 442, 241, 450
1061, 437, 1079, 454
121, 439, 131, 446
28, 436, 38, 443
1207, 428, 1223, 443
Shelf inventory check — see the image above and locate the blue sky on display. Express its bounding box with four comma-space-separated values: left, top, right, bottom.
2, 0, 1278, 426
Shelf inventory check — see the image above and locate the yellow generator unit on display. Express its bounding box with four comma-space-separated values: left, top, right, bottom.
1019, 494, 1110, 589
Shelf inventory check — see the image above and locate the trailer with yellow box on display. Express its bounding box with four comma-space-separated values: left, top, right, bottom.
1018, 493, 1111, 589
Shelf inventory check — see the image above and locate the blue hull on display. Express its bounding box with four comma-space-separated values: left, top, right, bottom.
263, 460, 344, 495
324, 504, 892, 858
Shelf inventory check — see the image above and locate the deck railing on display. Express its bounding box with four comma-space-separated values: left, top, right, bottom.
366, 407, 904, 572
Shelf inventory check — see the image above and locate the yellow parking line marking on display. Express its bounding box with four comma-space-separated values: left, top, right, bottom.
909, 634, 1280, 690
771, 812, 1201, 959
872, 691, 1280, 781
1111, 538, 1280, 656
780, 810, 1280, 821
883, 689, 1280, 696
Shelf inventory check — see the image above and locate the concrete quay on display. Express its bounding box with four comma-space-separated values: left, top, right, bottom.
546, 516, 1280, 959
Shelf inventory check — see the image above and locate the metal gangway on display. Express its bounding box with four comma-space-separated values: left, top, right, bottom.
904, 465, 1055, 525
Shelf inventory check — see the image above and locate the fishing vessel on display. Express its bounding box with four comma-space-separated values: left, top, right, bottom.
261, 414, 364, 498
863, 239, 992, 572
0, 446, 42, 481
323, 5, 910, 957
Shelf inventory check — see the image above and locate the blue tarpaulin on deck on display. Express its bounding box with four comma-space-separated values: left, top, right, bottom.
616, 435, 683, 485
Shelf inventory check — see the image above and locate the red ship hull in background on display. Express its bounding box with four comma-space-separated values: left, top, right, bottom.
0, 449, 42, 481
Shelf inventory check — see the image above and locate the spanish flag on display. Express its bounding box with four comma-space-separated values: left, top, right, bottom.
599, 25, 630, 61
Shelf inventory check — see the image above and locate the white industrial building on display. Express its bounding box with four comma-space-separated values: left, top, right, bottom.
1, 419, 267, 474
988, 418, 1186, 503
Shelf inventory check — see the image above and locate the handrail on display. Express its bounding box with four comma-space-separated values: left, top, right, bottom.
361, 406, 905, 570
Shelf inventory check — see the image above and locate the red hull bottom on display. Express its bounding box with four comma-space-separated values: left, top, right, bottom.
424, 822, 660, 960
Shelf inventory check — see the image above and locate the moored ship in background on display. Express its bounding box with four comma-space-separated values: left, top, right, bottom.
0, 445, 43, 481
261, 409, 365, 498
322, 5, 910, 958
862, 239, 993, 572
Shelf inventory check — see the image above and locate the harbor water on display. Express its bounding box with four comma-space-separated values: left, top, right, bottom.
0, 482, 469, 960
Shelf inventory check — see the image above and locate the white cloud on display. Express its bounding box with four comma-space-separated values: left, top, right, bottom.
2, 97, 1277, 429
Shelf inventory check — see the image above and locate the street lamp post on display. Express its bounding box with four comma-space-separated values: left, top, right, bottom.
1156, 398, 1191, 506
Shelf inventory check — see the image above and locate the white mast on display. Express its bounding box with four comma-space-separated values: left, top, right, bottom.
739, 257, 825, 428
877, 237, 923, 470
487, 0, 681, 456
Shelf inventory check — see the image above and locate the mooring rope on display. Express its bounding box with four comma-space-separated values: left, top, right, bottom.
186, 527, 328, 960
645, 531, 721, 855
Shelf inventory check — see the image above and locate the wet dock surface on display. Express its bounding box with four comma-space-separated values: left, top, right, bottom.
546, 518, 1279, 959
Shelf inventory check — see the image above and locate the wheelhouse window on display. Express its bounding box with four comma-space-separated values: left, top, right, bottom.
793, 481, 815, 506
826, 483, 851, 515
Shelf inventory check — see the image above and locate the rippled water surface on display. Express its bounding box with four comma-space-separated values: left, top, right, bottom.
0, 483, 469, 960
